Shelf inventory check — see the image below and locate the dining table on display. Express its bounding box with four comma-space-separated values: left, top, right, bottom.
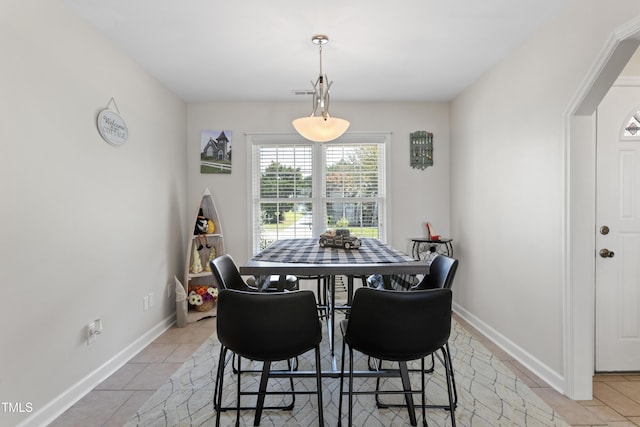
239, 237, 430, 361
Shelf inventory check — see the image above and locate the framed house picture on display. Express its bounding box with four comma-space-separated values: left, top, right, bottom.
201, 129, 232, 174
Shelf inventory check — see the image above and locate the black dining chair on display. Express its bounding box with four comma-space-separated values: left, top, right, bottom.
411, 254, 458, 291
214, 289, 324, 426
338, 287, 455, 427
375, 254, 460, 414
210, 253, 303, 380
210, 254, 259, 291
411, 254, 459, 410
210, 253, 299, 292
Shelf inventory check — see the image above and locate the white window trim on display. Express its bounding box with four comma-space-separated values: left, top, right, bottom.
245, 131, 392, 258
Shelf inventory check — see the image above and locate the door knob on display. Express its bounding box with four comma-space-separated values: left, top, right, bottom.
599, 248, 615, 258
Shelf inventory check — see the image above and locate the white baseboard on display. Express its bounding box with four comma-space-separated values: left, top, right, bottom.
17, 314, 175, 427
453, 302, 565, 394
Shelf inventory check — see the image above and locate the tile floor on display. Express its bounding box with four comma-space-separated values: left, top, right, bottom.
457, 316, 640, 427
50, 287, 640, 427
49, 316, 217, 427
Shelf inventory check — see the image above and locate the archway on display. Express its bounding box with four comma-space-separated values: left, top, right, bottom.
565, 23, 640, 399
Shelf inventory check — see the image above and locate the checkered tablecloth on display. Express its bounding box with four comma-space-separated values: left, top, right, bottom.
253, 238, 419, 290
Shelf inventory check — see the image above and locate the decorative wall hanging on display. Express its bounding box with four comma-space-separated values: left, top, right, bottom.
200, 130, 232, 174
410, 130, 433, 170
97, 98, 128, 146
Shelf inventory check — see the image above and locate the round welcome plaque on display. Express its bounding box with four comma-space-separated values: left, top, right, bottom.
97, 109, 128, 146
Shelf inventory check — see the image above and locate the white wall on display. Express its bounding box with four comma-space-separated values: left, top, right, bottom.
0, 1, 187, 425
450, 0, 640, 396
187, 102, 450, 261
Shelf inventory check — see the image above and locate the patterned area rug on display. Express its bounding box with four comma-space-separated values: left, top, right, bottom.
126, 319, 568, 426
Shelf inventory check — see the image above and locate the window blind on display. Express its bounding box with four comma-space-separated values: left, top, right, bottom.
248, 133, 388, 254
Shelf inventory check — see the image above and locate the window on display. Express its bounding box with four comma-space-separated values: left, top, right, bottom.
623, 107, 640, 139
248, 133, 389, 255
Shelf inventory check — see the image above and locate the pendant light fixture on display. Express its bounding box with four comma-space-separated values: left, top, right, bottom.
292, 35, 350, 142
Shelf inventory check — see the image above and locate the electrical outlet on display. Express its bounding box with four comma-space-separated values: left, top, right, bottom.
87, 322, 96, 344
143, 295, 149, 311
149, 292, 154, 308
87, 320, 102, 345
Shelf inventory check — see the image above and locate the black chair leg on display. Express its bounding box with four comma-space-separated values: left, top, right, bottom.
310, 276, 328, 318
235, 356, 242, 427
317, 276, 325, 306
254, 360, 271, 426
314, 347, 324, 426
445, 342, 458, 408
342, 349, 438, 427
426, 353, 435, 373
442, 347, 457, 427
337, 339, 347, 427
214, 346, 228, 412
214, 346, 227, 427
284, 358, 296, 410
375, 348, 457, 415
232, 352, 238, 374
348, 348, 354, 427
399, 361, 417, 426
420, 358, 428, 427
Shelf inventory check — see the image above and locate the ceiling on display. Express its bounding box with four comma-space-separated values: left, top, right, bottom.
64, 0, 570, 103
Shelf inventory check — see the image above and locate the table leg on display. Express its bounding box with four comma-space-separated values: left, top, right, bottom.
326, 275, 335, 357
347, 276, 354, 306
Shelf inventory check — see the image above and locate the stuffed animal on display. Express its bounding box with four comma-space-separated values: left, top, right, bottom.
194, 208, 211, 250
190, 245, 203, 273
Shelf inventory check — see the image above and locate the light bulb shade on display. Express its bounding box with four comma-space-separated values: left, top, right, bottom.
292, 116, 350, 142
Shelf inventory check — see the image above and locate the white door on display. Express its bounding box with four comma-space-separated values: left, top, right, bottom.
595, 85, 640, 371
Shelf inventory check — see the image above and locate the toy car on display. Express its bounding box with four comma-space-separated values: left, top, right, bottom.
319, 229, 361, 249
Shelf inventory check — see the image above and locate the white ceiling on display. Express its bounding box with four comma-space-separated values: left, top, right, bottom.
64, 0, 570, 103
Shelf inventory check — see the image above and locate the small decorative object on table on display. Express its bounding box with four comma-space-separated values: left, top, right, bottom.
188, 285, 218, 312
426, 222, 440, 240
318, 228, 361, 249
